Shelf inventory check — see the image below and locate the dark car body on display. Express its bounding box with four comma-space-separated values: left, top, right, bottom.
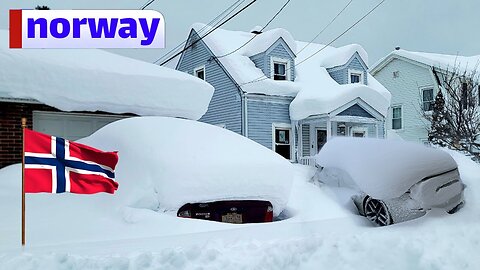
177, 200, 273, 224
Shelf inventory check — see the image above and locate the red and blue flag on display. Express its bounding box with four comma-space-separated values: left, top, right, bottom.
24, 129, 119, 194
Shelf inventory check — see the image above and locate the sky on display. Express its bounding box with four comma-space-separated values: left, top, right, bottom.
2, 0, 480, 66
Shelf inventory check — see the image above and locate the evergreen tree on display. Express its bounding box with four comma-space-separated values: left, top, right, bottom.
428, 90, 451, 146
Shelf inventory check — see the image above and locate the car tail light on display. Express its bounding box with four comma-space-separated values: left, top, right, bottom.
178, 210, 191, 218
264, 206, 273, 222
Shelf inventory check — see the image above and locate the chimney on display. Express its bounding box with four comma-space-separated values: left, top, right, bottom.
250, 25, 263, 35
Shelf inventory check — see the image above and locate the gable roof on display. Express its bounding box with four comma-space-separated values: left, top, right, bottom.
371, 49, 480, 75
176, 23, 391, 120
0, 30, 214, 120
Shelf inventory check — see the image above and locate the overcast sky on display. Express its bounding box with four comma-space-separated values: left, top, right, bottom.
2, 0, 480, 66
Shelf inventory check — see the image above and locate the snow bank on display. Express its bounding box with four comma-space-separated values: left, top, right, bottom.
315, 137, 458, 199
78, 117, 293, 215
0, 30, 213, 120
1, 150, 480, 269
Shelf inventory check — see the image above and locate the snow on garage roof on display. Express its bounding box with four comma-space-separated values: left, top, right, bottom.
186, 24, 390, 120
0, 30, 214, 120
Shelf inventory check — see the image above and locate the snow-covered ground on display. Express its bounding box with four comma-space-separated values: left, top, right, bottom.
0, 128, 479, 269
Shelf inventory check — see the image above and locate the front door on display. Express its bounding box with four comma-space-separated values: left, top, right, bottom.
316, 129, 327, 153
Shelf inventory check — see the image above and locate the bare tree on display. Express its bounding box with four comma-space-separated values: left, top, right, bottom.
427, 63, 480, 159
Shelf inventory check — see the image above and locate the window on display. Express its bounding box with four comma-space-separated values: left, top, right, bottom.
194, 66, 205, 80
350, 73, 361, 83
273, 62, 287, 80
422, 88, 434, 111
336, 123, 346, 136
351, 127, 367, 138
392, 106, 402, 130
273, 126, 291, 160
348, 69, 364, 84
270, 57, 290, 81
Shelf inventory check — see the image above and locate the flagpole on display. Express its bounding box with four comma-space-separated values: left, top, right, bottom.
21, 117, 26, 247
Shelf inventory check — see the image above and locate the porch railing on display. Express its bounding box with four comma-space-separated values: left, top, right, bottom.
298, 156, 316, 167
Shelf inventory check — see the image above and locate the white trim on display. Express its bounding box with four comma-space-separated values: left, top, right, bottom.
329, 98, 384, 120
272, 123, 293, 161
420, 86, 435, 112
194, 65, 206, 81
348, 69, 364, 84
391, 105, 403, 131
270, 57, 291, 81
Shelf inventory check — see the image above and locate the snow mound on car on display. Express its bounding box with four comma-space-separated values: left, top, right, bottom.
79, 117, 294, 215
315, 137, 458, 199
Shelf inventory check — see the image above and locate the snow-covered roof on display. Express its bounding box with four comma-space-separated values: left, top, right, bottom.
186, 24, 390, 120
291, 41, 390, 120
0, 30, 214, 120
372, 49, 480, 75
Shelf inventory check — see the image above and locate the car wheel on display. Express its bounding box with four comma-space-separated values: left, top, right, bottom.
364, 197, 392, 226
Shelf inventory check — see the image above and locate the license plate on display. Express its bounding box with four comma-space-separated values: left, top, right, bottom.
221, 213, 243, 224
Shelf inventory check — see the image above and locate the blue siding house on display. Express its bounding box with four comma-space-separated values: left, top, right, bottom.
175, 24, 391, 164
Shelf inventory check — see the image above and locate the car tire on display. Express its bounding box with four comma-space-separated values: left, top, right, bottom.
364, 197, 392, 226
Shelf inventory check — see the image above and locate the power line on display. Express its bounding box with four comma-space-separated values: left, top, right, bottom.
159, 0, 258, 66
240, 0, 386, 86
153, 0, 246, 64
297, 0, 353, 55
140, 0, 156, 10
215, 0, 291, 59
296, 0, 386, 66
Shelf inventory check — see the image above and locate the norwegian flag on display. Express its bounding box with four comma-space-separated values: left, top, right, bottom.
24, 129, 119, 194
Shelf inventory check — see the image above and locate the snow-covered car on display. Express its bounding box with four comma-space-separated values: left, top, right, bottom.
177, 200, 274, 223
315, 138, 466, 226
78, 117, 294, 221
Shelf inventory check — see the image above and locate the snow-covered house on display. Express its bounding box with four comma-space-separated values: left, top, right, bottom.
0, 30, 213, 168
371, 49, 480, 143
174, 24, 391, 164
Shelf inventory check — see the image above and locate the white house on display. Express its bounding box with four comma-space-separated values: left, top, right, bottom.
371, 49, 480, 143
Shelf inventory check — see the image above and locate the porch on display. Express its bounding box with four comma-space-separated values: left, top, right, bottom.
295, 115, 384, 166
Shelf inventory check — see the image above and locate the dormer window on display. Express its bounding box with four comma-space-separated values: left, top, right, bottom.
274, 62, 287, 80
271, 57, 290, 81
348, 69, 364, 84
194, 66, 205, 80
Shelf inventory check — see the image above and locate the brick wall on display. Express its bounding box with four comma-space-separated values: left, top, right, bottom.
0, 102, 56, 168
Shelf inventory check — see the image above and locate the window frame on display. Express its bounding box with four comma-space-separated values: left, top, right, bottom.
271, 123, 293, 161
348, 69, 364, 84
194, 65, 206, 81
391, 105, 403, 130
350, 127, 368, 138
421, 87, 434, 112
270, 57, 291, 81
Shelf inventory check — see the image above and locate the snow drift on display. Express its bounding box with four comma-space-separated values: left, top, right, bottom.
78, 117, 294, 215
315, 137, 459, 199
0, 30, 214, 120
